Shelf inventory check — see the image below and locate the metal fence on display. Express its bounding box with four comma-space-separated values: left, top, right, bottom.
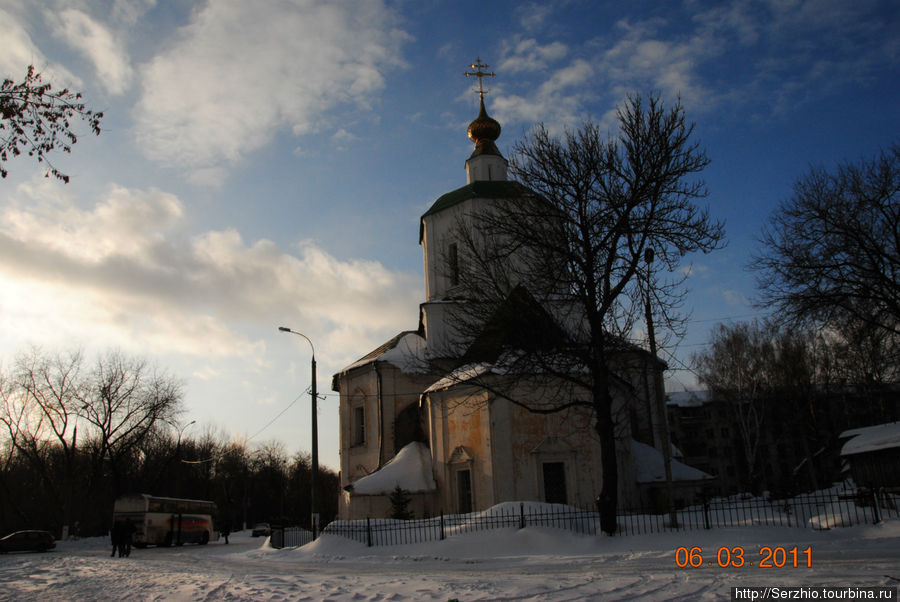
269, 526, 315, 548
311, 487, 898, 548
617, 487, 898, 535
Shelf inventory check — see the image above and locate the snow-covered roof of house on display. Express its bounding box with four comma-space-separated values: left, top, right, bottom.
631, 440, 715, 483
422, 353, 645, 397
666, 390, 711, 407
345, 442, 437, 496
839, 421, 900, 456
338, 331, 428, 375
423, 362, 498, 393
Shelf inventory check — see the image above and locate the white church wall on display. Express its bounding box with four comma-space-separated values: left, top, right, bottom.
465, 152, 508, 183
421, 197, 480, 301
424, 377, 645, 514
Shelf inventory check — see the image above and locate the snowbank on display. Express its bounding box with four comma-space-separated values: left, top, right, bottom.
346, 442, 437, 495
3, 512, 899, 600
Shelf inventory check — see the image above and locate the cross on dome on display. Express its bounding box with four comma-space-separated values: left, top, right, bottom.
464, 58, 495, 100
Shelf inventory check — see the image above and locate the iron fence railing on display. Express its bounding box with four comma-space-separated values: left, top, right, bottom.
269, 526, 314, 548
270, 486, 899, 549
616, 487, 897, 535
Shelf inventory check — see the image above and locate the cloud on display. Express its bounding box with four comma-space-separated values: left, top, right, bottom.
0, 6, 81, 87
332, 128, 359, 150
2, 183, 182, 263
133, 0, 407, 177
597, 18, 713, 107
491, 1, 897, 133
515, 2, 555, 33
499, 37, 567, 73
0, 179, 421, 364
492, 58, 594, 133
48, 8, 134, 95
110, 0, 158, 26
722, 289, 749, 307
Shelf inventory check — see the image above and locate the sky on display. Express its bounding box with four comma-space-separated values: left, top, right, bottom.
1, 0, 898, 471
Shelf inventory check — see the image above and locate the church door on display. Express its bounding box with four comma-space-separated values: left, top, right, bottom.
542, 462, 567, 505
456, 469, 473, 514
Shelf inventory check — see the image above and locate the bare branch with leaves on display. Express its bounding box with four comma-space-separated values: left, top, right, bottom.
1, 65, 103, 183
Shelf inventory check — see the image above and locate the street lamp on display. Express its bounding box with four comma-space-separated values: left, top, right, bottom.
176, 420, 196, 497
178, 420, 197, 448
278, 326, 319, 538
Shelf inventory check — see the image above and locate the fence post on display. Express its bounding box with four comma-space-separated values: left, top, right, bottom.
519, 502, 525, 530
870, 489, 881, 524
440, 511, 445, 540
271, 525, 283, 548
703, 498, 711, 530
366, 517, 372, 547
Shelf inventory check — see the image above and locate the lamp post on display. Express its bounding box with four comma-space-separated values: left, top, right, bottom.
176, 420, 195, 496
178, 420, 197, 449
278, 326, 319, 538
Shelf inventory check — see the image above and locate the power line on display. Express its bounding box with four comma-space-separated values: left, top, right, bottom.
245, 389, 308, 442
182, 390, 309, 465
685, 311, 769, 325
659, 347, 704, 381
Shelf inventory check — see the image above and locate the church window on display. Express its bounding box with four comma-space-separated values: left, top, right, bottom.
542, 462, 567, 505
352, 405, 366, 446
448, 243, 460, 287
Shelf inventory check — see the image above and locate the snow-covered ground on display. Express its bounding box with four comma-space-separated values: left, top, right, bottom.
1, 520, 898, 601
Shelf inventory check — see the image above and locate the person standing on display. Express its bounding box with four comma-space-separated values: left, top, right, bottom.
221, 520, 230, 544
110, 521, 121, 557
122, 520, 136, 557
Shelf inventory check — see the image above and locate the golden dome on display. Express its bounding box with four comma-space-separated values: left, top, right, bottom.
467, 97, 501, 144
467, 97, 502, 158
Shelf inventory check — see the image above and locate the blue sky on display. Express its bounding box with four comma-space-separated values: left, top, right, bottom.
1, 0, 898, 470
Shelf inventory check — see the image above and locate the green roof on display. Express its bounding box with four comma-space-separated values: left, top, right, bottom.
419, 180, 533, 242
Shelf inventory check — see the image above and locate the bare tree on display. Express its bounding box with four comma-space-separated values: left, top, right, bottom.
78, 351, 183, 496
0, 350, 87, 532
694, 321, 774, 491
751, 144, 900, 338
1, 65, 103, 182
823, 318, 900, 387
768, 328, 821, 491
443, 94, 725, 533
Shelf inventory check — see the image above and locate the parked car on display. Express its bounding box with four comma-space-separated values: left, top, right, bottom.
0, 530, 56, 553
251, 523, 270, 537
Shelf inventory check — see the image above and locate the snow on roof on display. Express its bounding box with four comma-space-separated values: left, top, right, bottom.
840, 421, 900, 456
378, 332, 428, 373
423, 350, 529, 393
347, 442, 437, 495
631, 440, 715, 483
341, 331, 428, 374
423, 362, 494, 393
666, 390, 711, 407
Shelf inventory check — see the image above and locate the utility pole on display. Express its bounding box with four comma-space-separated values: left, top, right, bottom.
644, 248, 677, 527
278, 326, 319, 538
310, 352, 318, 538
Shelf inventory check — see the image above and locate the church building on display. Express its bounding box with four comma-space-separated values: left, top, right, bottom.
331, 61, 710, 520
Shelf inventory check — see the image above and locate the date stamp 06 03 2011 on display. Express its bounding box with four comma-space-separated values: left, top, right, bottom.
675, 546, 813, 568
